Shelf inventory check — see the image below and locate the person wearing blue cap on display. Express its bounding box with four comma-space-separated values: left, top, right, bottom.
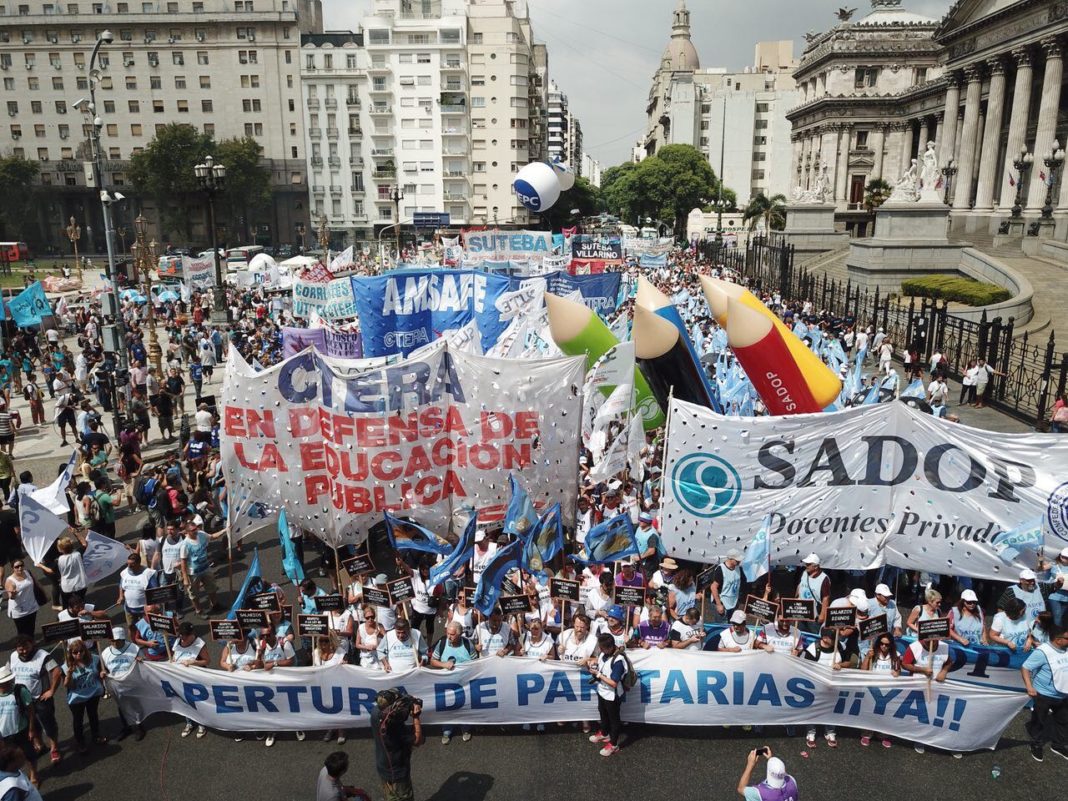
592, 605, 628, 648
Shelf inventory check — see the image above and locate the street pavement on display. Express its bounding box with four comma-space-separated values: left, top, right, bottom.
4, 301, 1065, 800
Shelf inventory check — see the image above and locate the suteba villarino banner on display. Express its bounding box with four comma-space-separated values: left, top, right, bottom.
220, 342, 584, 543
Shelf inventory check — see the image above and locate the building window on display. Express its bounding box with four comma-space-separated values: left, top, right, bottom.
197, 51, 209, 66
150, 76, 161, 89
128, 100, 140, 113
244, 122, 264, 136
200, 76, 211, 89
30, 101, 40, 113
854, 67, 878, 88
126, 76, 137, 90
472, 33, 483, 44
131, 123, 142, 136
177, 100, 188, 113
204, 123, 215, 136
202, 99, 213, 112
174, 76, 186, 89
756, 102, 769, 113
855, 130, 869, 149
55, 101, 66, 114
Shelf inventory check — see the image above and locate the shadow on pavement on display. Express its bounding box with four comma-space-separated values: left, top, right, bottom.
424, 771, 494, 801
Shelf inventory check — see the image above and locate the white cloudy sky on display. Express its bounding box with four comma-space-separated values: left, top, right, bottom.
322, 0, 954, 167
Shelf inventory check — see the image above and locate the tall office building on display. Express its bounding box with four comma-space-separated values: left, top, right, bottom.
0, 0, 322, 251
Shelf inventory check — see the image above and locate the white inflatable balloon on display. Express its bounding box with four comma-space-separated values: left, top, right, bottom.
551, 160, 576, 192
513, 162, 561, 213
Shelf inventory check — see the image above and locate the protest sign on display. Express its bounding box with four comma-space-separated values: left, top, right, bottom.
42, 620, 82, 643
781, 599, 816, 622
696, 565, 717, 593
210, 620, 243, 641
388, 577, 414, 605
145, 584, 180, 606
236, 609, 269, 630
297, 614, 329, 637
827, 607, 857, 630
149, 614, 179, 636
859, 614, 889, 641
571, 240, 623, 264
498, 595, 531, 615
744, 595, 779, 622
363, 587, 391, 608
315, 595, 344, 613
613, 586, 644, 607
249, 592, 281, 612
219, 343, 583, 543
342, 554, 375, 578
110, 652, 1028, 752
461, 230, 554, 261
549, 578, 580, 602
292, 277, 359, 321
79, 620, 113, 640
660, 398, 1068, 580
918, 618, 952, 640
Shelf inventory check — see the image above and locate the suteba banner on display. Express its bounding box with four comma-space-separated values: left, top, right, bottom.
110, 651, 1026, 751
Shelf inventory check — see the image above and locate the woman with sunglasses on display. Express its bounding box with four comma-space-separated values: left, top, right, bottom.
62, 638, 106, 753
4, 561, 39, 638
352, 604, 385, 670
860, 634, 901, 748
949, 589, 987, 647
447, 587, 475, 639
312, 634, 347, 744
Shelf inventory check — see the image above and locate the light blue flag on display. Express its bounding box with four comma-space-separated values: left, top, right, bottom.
227, 547, 261, 621
570, 513, 638, 565
384, 511, 452, 555
8, 281, 50, 327
503, 474, 538, 539
741, 514, 772, 582
991, 518, 1044, 564
862, 382, 883, 405
900, 378, 926, 399
429, 511, 478, 587
522, 503, 563, 575
277, 509, 305, 584
472, 538, 524, 616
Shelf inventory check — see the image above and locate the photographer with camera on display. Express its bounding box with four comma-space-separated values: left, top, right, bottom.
736, 747, 798, 801
370, 688, 424, 801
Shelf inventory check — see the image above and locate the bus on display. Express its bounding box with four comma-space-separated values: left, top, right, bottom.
0, 242, 30, 263
225, 245, 265, 271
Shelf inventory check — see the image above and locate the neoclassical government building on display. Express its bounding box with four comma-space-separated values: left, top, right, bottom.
789, 0, 1068, 240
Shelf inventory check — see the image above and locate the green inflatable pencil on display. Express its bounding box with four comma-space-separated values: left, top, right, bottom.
544, 292, 665, 430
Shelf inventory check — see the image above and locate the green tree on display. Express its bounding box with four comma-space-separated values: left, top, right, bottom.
0, 156, 39, 241
864, 178, 892, 211
600, 162, 640, 218
742, 192, 787, 232
214, 137, 272, 244
128, 123, 214, 241
539, 176, 602, 229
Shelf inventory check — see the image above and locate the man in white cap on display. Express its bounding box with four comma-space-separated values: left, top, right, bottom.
100, 627, 145, 741
709, 550, 744, 624
736, 747, 797, 800
998, 568, 1048, 624
797, 554, 830, 634
717, 610, 756, 652
1040, 547, 1068, 628
870, 583, 903, 638
471, 530, 496, 584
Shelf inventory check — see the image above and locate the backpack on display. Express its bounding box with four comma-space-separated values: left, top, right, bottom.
168, 486, 189, 517
134, 476, 159, 508
617, 652, 638, 692
433, 636, 475, 662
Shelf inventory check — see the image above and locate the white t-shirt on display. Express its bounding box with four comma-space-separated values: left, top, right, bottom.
759, 623, 800, 654
160, 537, 184, 574
376, 629, 426, 671
120, 567, 158, 610
355, 624, 383, 670
261, 640, 296, 664
172, 637, 206, 665
410, 573, 436, 616
719, 627, 755, 651
557, 629, 597, 663
522, 632, 556, 658
991, 611, 1032, 649
194, 409, 214, 432
475, 622, 514, 655
669, 619, 704, 651
101, 642, 140, 678
58, 553, 87, 594
8, 650, 58, 698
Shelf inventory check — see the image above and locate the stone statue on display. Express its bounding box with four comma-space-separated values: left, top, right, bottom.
812, 163, 831, 203
887, 159, 919, 203
835, 7, 857, 21
918, 140, 943, 203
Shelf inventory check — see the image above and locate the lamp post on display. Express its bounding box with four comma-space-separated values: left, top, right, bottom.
1012, 147, 1035, 218
940, 159, 957, 206
317, 214, 330, 266
390, 185, 404, 265
1041, 139, 1066, 219
193, 155, 228, 324
65, 216, 81, 278
117, 226, 127, 260
131, 215, 162, 372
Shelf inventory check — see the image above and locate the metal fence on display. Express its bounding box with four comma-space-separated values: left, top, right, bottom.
703, 236, 1065, 429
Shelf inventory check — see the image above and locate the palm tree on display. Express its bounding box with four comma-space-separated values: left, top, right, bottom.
864, 178, 892, 211
742, 192, 787, 232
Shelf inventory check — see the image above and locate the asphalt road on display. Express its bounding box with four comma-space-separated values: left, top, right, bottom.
3, 511, 1064, 801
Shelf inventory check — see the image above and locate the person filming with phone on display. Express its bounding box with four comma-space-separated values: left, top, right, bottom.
737, 746, 798, 801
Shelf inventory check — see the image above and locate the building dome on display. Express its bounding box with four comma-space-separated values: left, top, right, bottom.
662, 0, 700, 72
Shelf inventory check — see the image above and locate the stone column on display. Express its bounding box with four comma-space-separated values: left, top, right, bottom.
884, 123, 904, 184
952, 65, 983, 210
835, 125, 851, 204
917, 118, 930, 154
974, 58, 1007, 211
872, 127, 886, 180
1026, 37, 1064, 211
900, 121, 915, 174
999, 47, 1034, 210
939, 75, 962, 166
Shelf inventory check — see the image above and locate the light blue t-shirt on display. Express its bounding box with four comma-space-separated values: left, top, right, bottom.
1023, 645, 1068, 699
63, 655, 104, 704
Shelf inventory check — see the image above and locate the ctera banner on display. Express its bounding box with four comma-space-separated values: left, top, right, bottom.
219, 342, 583, 544
109, 651, 1026, 751
659, 399, 1068, 579
512, 271, 621, 317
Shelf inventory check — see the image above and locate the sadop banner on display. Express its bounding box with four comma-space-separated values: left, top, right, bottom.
292, 277, 359, 320
109, 651, 1025, 751
461, 229, 554, 261
510, 271, 621, 316
660, 399, 1068, 579
351, 268, 514, 357
219, 342, 583, 543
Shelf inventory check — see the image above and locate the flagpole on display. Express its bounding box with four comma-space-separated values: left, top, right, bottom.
332, 545, 344, 595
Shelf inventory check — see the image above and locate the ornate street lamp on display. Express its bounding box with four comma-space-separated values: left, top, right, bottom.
317, 214, 330, 265
1012, 147, 1034, 218
1041, 138, 1066, 219
390, 185, 404, 263
193, 155, 228, 323
65, 216, 81, 278
940, 159, 957, 205
131, 214, 162, 372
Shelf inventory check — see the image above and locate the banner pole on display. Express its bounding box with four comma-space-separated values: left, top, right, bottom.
332, 545, 343, 595
227, 543, 234, 594
656, 387, 675, 514
926, 638, 935, 702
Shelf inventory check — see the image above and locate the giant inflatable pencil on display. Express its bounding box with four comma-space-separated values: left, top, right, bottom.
725, 298, 822, 415
544, 292, 665, 430
634, 277, 720, 412
700, 275, 841, 408
632, 304, 715, 412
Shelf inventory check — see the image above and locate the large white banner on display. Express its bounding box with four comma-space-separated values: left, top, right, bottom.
109, 651, 1026, 751
461, 229, 554, 261
660, 399, 1068, 579
182, 256, 216, 289
220, 343, 584, 543
292, 276, 359, 320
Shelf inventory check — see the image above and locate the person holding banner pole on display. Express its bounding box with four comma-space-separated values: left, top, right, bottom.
900, 636, 952, 754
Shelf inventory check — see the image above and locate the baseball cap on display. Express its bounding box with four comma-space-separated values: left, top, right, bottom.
724, 548, 742, 561
729, 609, 747, 625
801, 553, 820, 565
638, 512, 653, 523
474, 529, 486, 543
0, 666, 12, 684
373, 574, 388, 586
849, 588, 868, 604
853, 597, 870, 613
1020, 569, 1037, 581
111, 626, 127, 640
1060, 546, 1068, 560
874, 583, 893, 598
960, 589, 979, 602
765, 757, 787, 789
607, 605, 625, 621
